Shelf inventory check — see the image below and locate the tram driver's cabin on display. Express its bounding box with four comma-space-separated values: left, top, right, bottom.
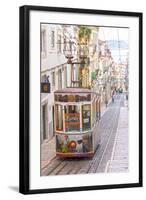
54, 87, 101, 157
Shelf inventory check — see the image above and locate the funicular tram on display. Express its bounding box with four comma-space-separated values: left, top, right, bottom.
54, 87, 101, 157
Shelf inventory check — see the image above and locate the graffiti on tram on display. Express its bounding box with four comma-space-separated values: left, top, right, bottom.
56, 133, 93, 153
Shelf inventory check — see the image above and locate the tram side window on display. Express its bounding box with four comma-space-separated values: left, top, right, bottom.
82, 104, 91, 131
64, 105, 80, 132
92, 100, 97, 125
55, 105, 63, 131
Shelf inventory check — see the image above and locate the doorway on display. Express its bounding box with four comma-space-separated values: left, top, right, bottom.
42, 104, 47, 140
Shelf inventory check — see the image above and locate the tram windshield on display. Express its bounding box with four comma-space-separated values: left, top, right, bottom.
54, 88, 100, 134
64, 105, 80, 132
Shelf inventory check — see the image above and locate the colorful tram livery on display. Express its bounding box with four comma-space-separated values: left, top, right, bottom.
54, 88, 101, 157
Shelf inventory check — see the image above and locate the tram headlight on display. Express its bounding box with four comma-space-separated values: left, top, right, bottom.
69, 141, 76, 148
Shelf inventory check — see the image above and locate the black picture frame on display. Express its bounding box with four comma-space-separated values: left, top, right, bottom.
19, 5, 143, 194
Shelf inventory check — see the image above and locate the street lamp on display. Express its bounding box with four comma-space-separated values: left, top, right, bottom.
63, 42, 88, 87
65, 51, 74, 64
41, 75, 51, 93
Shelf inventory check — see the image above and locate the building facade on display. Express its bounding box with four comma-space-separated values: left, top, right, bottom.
40, 24, 77, 143
40, 24, 117, 144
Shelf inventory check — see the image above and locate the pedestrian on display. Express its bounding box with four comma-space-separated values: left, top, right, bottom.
105, 100, 108, 107
126, 92, 128, 100
112, 90, 115, 103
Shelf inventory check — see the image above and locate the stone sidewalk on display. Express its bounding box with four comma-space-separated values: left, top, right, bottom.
41, 136, 56, 169
106, 103, 128, 172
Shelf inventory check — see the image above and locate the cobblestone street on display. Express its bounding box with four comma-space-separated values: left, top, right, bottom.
41, 94, 128, 176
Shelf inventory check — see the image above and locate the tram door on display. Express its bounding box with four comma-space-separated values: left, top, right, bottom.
42, 104, 47, 140
52, 106, 55, 136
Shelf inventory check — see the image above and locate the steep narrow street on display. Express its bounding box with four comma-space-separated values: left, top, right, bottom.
41, 94, 128, 176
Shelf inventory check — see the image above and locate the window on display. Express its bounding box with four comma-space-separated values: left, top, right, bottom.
92, 100, 96, 125
51, 71, 55, 86
64, 66, 67, 88
57, 34, 61, 53
41, 30, 46, 53
58, 69, 62, 89
69, 40, 72, 52
82, 104, 91, 131
63, 37, 67, 52
64, 105, 80, 132
55, 105, 63, 131
51, 30, 55, 47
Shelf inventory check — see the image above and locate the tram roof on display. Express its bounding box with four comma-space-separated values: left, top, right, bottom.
54, 87, 99, 94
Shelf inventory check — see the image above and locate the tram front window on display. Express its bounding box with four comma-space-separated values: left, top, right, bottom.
82, 104, 91, 131
55, 105, 63, 131
64, 105, 80, 132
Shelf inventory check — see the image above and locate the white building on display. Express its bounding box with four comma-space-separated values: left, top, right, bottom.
40, 24, 77, 143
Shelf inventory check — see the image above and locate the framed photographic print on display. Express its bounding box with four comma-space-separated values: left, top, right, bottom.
19, 5, 143, 194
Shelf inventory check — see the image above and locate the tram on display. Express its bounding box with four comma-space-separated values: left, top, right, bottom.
54, 87, 101, 157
